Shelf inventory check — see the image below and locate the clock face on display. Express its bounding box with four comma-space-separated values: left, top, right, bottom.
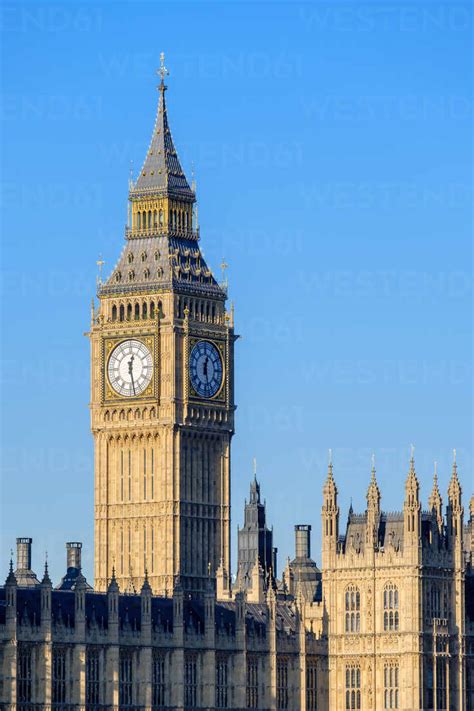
189, 340, 223, 399
108, 339, 153, 397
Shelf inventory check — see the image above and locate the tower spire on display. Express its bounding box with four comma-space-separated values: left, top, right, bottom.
131, 55, 194, 200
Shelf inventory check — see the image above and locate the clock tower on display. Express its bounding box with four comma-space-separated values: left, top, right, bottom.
89, 57, 235, 595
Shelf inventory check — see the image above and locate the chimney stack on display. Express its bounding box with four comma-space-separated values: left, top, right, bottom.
16, 537, 32, 570
294, 525, 311, 559
66, 542, 82, 570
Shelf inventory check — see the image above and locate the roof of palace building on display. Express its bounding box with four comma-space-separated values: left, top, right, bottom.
339, 510, 448, 554
0, 585, 300, 635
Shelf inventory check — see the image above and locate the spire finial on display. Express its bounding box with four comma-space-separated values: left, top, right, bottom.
327, 448, 334, 478
220, 258, 228, 290
410, 443, 415, 463
453, 448, 457, 465
434, 461, 438, 481
371, 453, 376, 479
96, 254, 105, 286
253, 457, 257, 480
157, 52, 169, 91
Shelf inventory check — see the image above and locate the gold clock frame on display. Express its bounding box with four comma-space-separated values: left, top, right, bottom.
103, 335, 156, 402
188, 337, 226, 402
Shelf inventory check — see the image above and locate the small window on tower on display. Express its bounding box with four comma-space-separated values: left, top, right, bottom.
154, 251, 160, 261
141, 252, 147, 262
115, 272, 122, 282
128, 270, 135, 282
144, 268, 150, 280
128, 253, 134, 264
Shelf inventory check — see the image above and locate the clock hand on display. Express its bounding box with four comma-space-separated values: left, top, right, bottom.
128, 355, 136, 395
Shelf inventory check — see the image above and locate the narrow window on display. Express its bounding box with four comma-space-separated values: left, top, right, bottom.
216, 655, 229, 709
306, 661, 318, 711
152, 652, 165, 707
345, 664, 361, 709
119, 649, 134, 707
52, 646, 67, 704
17, 643, 33, 704
277, 657, 289, 710
86, 647, 101, 706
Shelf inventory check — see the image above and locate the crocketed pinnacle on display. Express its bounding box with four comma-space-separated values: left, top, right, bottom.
131, 62, 194, 200
367, 456, 381, 511
141, 569, 152, 594
5, 558, 16, 586
448, 449, 462, 508
108, 567, 119, 593
41, 560, 52, 586
429, 465, 442, 511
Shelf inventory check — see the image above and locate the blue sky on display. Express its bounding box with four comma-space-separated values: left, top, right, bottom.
1, 1, 472, 584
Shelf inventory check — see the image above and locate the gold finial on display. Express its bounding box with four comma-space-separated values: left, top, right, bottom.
96, 254, 105, 285
220, 258, 228, 289
157, 52, 169, 88
371, 453, 376, 477
253, 457, 257, 478
410, 444, 415, 462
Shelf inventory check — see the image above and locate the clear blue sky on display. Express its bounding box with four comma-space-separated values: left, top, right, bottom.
1, 1, 472, 585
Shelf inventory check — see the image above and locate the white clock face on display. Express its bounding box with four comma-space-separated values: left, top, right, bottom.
189, 340, 223, 398
108, 340, 153, 397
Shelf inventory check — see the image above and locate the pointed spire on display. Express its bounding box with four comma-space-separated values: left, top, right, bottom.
141, 568, 152, 594
323, 449, 337, 497
448, 448, 462, 508
405, 444, 419, 492
107, 566, 119, 593
429, 462, 443, 530
41, 558, 52, 586
5, 556, 16, 586
429, 462, 441, 503
367, 454, 380, 510
131, 55, 194, 200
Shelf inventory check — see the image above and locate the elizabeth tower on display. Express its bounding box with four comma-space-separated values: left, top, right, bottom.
89, 59, 235, 595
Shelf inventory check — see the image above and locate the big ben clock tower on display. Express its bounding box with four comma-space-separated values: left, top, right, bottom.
89, 56, 235, 595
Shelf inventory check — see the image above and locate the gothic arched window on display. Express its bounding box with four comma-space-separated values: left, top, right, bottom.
112, 305, 117, 321
383, 583, 399, 631
345, 585, 360, 633
119, 305, 125, 322
134, 303, 140, 320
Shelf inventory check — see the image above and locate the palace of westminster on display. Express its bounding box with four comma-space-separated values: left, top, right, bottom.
1, 58, 473, 711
